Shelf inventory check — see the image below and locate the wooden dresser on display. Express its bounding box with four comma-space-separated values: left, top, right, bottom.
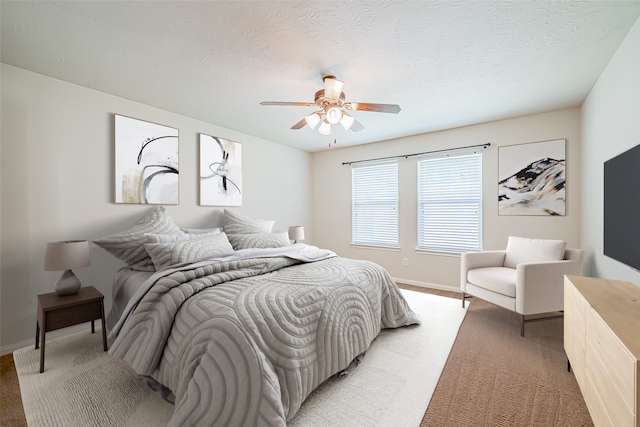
564, 275, 640, 427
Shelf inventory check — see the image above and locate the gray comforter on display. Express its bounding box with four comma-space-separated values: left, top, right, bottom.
109, 245, 420, 426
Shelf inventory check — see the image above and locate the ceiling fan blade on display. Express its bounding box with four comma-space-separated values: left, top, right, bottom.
350, 119, 365, 132
261, 101, 316, 107
345, 102, 401, 114
324, 76, 344, 100
290, 118, 307, 130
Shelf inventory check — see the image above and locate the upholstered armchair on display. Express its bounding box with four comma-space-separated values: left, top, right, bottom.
461, 236, 584, 336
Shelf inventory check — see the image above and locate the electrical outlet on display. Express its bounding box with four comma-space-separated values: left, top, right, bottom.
402, 258, 408, 266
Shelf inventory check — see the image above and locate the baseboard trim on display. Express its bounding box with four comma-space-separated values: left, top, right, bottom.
392, 277, 460, 293
1, 323, 89, 356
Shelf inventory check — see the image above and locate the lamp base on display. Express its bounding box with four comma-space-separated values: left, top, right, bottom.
55, 270, 81, 296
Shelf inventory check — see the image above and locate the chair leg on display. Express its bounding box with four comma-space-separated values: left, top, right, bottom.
461, 292, 466, 308
521, 315, 525, 337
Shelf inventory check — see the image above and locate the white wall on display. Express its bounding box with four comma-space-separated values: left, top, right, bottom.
0, 64, 313, 353
311, 108, 582, 289
581, 16, 640, 285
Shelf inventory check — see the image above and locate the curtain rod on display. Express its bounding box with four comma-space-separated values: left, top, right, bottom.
342, 142, 491, 165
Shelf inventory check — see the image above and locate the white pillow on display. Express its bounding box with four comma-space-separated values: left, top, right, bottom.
503, 236, 567, 269
144, 232, 234, 270
93, 206, 182, 271
223, 209, 274, 234
228, 232, 291, 250
181, 227, 223, 235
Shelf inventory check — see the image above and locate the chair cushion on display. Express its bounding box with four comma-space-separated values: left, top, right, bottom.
503, 236, 567, 269
467, 267, 517, 298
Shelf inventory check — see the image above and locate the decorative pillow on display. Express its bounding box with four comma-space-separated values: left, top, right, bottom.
223, 209, 274, 235
144, 232, 234, 270
145, 231, 220, 243
181, 227, 223, 235
93, 206, 182, 271
503, 236, 567, 269
228, 232, 291, 250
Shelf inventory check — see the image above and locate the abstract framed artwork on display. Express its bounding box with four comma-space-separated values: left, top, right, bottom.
498, 138, 566, 216
199, 134, 242, 206
114, 114, 179, 204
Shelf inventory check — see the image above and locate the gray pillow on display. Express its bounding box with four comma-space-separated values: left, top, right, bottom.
93, 206, 182, 271
144, 232, 234, 270
228, 232, 291, 250
145, 231, 220, 243
223, 209, 274, 235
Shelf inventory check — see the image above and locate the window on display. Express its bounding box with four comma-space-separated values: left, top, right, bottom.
417, 151, 482, 253
352, 161, 398, 247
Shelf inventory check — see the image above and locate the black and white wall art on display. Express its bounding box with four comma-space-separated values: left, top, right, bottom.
115, 114, 179, 204
199, 134, 242, 206
498, 138, 566, 216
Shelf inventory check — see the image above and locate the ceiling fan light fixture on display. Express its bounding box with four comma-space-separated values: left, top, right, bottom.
318, 120, 332, 135
304, 112, 321, 130
323, 76, 344, 100
340, 112, 355, 130
326, 107, 343, 124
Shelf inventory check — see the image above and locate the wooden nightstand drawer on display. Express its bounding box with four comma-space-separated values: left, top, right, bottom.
45, 300, 102, 331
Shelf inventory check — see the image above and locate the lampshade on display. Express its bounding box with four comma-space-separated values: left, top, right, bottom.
325, 107, 343, 124
304, 112, 321, 130
318, 120, 332, 136
44, 240, 91, 271
323, 77, 345, 100
340, 112, 355, 130
288, 226, 305, 242
44, 240, 90, 296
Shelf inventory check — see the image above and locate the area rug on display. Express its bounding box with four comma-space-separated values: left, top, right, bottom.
421, 296, 593, 427
14, 289, 467, 427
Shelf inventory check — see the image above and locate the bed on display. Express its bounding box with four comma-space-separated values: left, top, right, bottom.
96, 207, 420, 427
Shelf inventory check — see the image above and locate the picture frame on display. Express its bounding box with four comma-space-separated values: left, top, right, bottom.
114, 114, 179, 204
498, 138, 566, 216
199, 134, 242, 206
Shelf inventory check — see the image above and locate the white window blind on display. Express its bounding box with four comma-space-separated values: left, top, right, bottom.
418, 151, 482, 253
352, 161, 398, 247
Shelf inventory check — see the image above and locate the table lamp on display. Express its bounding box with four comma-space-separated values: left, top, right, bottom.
43, 240, 91, 296
288, 226, 305, 244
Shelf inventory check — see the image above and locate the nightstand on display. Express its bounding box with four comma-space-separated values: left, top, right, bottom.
35, 286, 108, 373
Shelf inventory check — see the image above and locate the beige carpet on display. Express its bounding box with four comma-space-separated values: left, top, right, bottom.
421, 296, 594, 427
14, 289, 466, 427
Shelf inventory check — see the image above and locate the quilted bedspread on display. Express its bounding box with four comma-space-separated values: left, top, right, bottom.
109, 247, 420, 426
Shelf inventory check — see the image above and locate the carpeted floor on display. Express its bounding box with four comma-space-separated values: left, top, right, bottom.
1, 284, 593, 426
0, 350, 27, 427
419, 287, 593, 427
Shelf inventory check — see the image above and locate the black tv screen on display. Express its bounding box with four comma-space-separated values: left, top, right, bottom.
603, 143, 640, 271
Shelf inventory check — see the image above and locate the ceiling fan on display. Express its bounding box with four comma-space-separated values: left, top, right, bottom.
260, 76, 401, 136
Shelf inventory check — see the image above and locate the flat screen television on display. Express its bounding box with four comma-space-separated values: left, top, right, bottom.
603, 143, 640, 272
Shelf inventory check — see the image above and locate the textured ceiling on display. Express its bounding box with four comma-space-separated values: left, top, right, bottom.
2, 1, 640, 152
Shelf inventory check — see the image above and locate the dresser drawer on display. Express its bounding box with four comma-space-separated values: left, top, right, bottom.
585, 370, 616, 427
570, 284, 588, 389
586, 338, 634, 426
586, 306, 636, 415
